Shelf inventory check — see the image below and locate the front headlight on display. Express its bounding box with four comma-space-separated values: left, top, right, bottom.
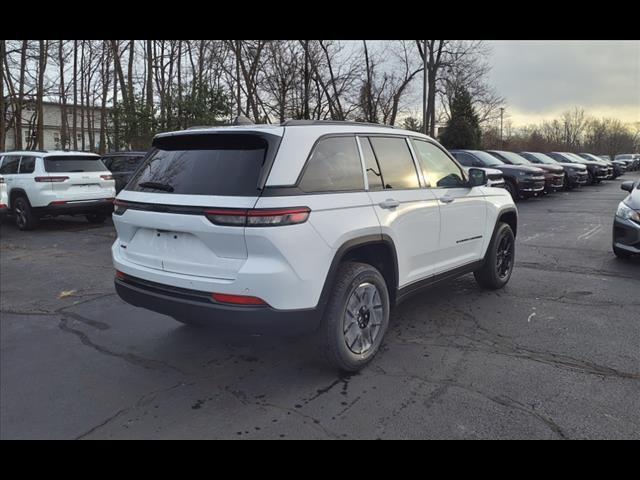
616, 202, 640, 223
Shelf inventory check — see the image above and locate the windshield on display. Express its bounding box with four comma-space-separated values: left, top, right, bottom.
44, 156, 106, 172
564, 152, 590, 164
523, 152, 557, 164
468, 150, 504, 167
581, 153, 603, 163
493, 151, 530, 165
126, 133, 277, 196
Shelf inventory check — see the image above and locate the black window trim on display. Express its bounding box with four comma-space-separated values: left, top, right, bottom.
262, 131, 460, 197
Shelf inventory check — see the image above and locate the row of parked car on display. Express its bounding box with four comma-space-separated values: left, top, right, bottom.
0, 121, 638, 371
450, 150, 638, 201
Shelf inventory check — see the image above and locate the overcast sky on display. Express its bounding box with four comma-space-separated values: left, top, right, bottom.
486, 40, 640, 127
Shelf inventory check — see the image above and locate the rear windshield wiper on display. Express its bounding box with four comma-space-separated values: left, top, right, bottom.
138, 181, 174, 192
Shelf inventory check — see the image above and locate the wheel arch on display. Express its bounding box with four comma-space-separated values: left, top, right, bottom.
316, 234, 399, 315
8, 188, 29, 208
498, 207, 518, 238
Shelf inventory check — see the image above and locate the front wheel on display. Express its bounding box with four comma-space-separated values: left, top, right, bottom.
321, 262, 390, 372
474, 222, 515, 290
504, 180, 518, 201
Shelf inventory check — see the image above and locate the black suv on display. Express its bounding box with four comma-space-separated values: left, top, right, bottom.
449, 149, 545, 200
487, 150, 564, 193
520, 151, 588, 190
100, 151, 147, 193
547, 152, 610, 184
579, 153, 626, 178
613, 180, 639, 258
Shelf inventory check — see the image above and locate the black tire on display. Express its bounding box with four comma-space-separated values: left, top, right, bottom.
504, 180, 518, 201
613, 245, 632, 259
320, 261, 390, 372
564, 173, 574, 191
13, 196, 39, 231
86, 212, 107, 224
474, 222, 515, 290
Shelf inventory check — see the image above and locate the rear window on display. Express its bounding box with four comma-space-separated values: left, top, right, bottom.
127, 134, 274, 196
44, 156, 106, 172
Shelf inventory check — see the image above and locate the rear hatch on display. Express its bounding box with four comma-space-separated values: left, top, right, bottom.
113, 130, 283, 280
44, 155, 114, 201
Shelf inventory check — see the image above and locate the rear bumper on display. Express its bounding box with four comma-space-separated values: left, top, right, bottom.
34, 198, 114, 216
613, 217, 640, 255
115, 274, 322, 335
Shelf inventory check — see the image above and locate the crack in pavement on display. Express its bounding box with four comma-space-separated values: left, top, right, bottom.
370, 366, 568, 439
75, 381, 188, 439
58, 315, 184, 375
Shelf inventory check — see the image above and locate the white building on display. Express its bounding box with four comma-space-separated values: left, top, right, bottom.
2, 97, 113, 152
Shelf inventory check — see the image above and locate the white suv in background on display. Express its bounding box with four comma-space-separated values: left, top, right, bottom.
112, 121, 517, 371
0, 151, 116, 230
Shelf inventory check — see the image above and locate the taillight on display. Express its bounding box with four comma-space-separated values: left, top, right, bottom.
211, 292, 268, 306
204, 207, 310, 227
115, 270, 127, 280
113, 199, 129, 215
35, 176, 69, 182
101, 174, 114, 180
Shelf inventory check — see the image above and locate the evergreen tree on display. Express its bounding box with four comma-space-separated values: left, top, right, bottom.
439, 86, 481, 149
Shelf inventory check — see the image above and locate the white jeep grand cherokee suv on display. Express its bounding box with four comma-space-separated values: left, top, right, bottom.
112, 121, 517, 371
0, 151, 116, 230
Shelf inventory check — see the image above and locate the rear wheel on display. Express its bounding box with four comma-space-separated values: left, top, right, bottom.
321, 262, 390, 372
13, 196, 39, 231
474, 222, 515, 290
86, 212, 107, 224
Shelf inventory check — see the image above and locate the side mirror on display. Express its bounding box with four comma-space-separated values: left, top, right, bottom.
468, 168, 487, 187
621, 181, 635, 192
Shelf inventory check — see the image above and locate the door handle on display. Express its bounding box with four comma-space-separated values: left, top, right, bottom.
379, 199, 400, 209
440, 196, 455, 204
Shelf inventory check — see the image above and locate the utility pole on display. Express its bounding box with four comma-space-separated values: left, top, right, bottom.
500, 107, 505, 148
422, 40, 427, 135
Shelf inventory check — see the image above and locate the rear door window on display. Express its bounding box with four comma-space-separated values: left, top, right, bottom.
127, 134, 275, 196
0, 156, 20, 174
18, 156, 36, 174
44, 156, 106, 172
298, 136, 364, 193
368, 137, 420, 189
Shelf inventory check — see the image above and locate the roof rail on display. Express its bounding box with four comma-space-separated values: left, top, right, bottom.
281, 119, 395, 128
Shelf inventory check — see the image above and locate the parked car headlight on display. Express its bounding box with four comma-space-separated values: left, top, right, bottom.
616, 201, 640, 223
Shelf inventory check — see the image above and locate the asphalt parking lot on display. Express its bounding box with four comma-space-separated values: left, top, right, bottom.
1, 176, 639, 439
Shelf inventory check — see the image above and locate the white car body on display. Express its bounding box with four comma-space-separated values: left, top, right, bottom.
112, 122, 517, 332
0, 151, 116, 229
0, 175, 8, 219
